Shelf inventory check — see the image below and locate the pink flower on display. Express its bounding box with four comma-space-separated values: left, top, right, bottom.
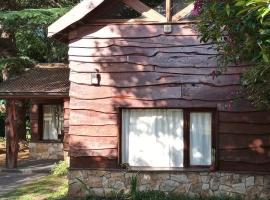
193, 0, 203, 16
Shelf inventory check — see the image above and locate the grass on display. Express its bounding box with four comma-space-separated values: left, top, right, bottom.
51, 160, 68, 177
0, 175, 68, 200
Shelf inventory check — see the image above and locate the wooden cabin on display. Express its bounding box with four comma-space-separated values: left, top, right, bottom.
0, 64, 70, 165
11, 0, 270, 198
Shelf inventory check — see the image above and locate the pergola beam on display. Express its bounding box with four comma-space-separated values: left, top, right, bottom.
166, 0, 172, 22
122, 0, 166, 22
172, 2, 194, 21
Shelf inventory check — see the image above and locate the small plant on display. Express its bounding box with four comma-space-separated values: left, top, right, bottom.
130, 172, 139, 199
51, 160, 68, 176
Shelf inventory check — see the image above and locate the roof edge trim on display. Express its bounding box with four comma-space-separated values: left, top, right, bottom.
48, 0, 106, 38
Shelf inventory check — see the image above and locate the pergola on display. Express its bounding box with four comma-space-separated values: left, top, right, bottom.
0, 64, 69, 168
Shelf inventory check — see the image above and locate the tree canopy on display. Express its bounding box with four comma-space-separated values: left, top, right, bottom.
0, 0, 79, 79
195, 0, 270, 109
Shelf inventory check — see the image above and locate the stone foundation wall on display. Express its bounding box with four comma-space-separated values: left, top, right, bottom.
68, 170, 270, 200
29, 142, 64, 160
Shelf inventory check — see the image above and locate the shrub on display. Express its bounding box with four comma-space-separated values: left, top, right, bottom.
51, 160, 68, 176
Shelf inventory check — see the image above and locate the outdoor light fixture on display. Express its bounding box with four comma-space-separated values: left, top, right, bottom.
91, 69, 101, 86
164, 24, 172, 33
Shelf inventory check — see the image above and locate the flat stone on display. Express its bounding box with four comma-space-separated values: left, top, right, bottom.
255, 176, 264, 186
110, 172, 124, 179
219, 184, 232, 192
202, 183, 209, 190
102, 176, 109, 187
173, 183, 190, 194
190, 183, 202, 193
170, 174, 188, 183
86, 176, 103, 188
201, 175, 210, 183
232, 174, 242, 184
152, 174, 170, 180
113, 181, 125, 190
140, 174, 151, 185
160, 180, 179, 192
210, 177, 220, 191
187, 174, 200, 184
232, 183, 246, 194
246, 176, 255, 187
92, 188, 104, 196
138, 184, 151, 191
263, 176, 270, 189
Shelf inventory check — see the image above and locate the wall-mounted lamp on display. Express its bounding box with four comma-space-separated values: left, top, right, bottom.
164, 24, 172, 34
91, 69, 101, 86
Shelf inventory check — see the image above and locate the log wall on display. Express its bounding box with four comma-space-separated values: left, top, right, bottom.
68, 23, 270, 171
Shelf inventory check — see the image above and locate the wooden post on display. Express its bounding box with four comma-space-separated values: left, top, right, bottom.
166, 0, 172, 22
16, 100, 26, 141
5, 99, 19, 168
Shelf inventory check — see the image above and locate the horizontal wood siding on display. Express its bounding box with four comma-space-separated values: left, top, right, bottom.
68, 23, 270, 171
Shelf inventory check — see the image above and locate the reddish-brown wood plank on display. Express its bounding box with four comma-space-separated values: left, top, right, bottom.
69, 125, 118, 136
69, 71, 241, 87
69, 24, 200, 40
69, 110, 116, 126
219, 134, 270, 149
217, 99, 258, 112
69, 135, 118, 149
219, 161, 270, 172
69, 61, 249, 75
69, 36, 208, 48
182, 84, 240, 101
219, 122, 270, 134
70, 83, 182, 100
69, 53, 218, 67
69, 148, 118, 158
69, 98, 218, 112
219, 148, 270, 163
68, 45, 217, 57
219, 111, 270, 124
70, 82, 240, 101
69, 109, 117, 125
70, 156, 118, 168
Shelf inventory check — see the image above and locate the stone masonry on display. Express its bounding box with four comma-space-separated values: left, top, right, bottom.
69, 170, 270, 200
29, 142, 64, 160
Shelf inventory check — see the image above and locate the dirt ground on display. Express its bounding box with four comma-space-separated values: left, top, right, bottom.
0, 140, 29, 167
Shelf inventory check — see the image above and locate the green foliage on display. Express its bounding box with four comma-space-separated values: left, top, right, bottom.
197, 0, 270, 109
0, 8, 70, 63
243, 64, 270, 108
0, 57, 35, 76
0, 0, 78, 74
0, 0, 79, 11
51, 160, 69, 177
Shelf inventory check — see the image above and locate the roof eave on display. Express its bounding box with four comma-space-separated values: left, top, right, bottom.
48, 0, 106, 41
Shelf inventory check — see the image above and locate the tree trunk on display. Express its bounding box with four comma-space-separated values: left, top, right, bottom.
5, 100, 19, 168
16, 101, 26, 141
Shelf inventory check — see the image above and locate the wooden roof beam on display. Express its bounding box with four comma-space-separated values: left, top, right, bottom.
172, 2, 194, 21
122, 0, 166, 22
166, 0, 172, 22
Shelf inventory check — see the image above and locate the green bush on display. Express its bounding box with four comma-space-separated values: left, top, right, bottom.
51, 160, 68, 177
